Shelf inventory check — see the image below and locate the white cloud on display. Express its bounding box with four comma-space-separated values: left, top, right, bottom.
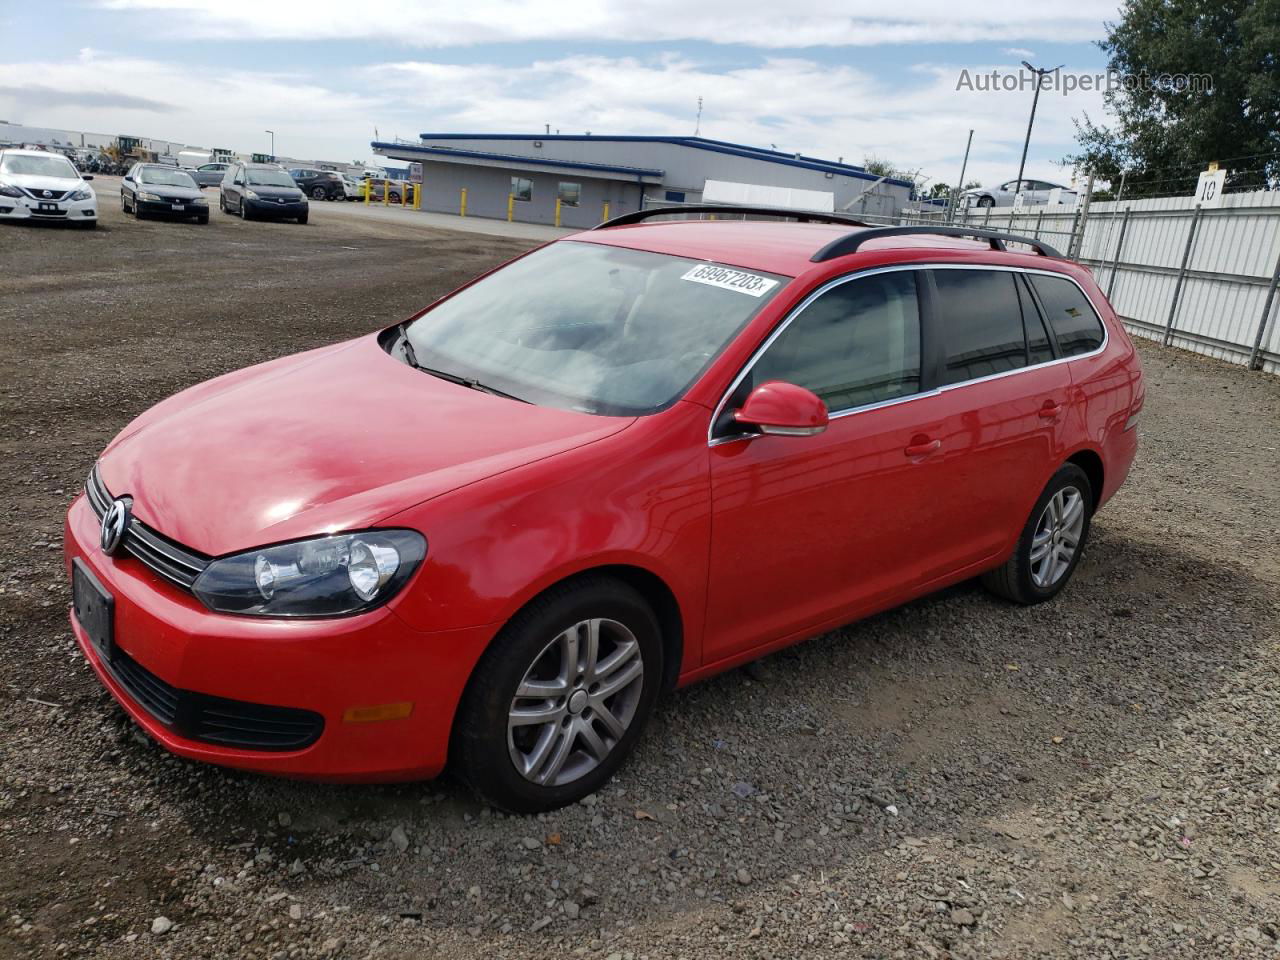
1002, 47, 1037, 58
97, 0, 1117, 47
0, 51, 1104, 187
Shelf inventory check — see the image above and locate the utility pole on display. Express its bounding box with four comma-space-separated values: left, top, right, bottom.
265, 129, 274, 159
1015, 62, 1063, 199
951, 128, 973, 223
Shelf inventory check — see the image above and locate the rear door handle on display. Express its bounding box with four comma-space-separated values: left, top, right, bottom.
904, 438, 941, 457
1038, 400, 1063, 419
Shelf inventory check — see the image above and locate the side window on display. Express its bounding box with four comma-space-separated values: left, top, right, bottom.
511, 177, 533, 202
1017, 274, 1055, 365
1029, 275, 1105, 356
750, 271, 921, 412
934, 269, 1028, 385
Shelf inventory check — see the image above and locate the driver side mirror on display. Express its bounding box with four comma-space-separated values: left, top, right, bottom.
234, 178, 244, 186
733, 381, 828, 437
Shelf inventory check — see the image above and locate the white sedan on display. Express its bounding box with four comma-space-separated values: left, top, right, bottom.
963, 179, 1078, 209
0, 148, 98, 228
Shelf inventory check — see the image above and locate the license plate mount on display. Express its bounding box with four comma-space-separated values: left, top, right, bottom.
37, 202, 58, 213
72, 559, 114, 662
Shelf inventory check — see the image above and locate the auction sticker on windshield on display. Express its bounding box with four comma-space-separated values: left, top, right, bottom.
681, 264, 779, 297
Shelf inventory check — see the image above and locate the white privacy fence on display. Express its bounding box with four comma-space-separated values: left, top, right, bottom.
903, 192, 1280, 375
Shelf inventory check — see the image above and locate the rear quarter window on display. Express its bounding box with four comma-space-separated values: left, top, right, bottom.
1030, 275, 1105, 356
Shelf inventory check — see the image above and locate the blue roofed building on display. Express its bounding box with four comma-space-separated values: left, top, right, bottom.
372, 133, 914, 229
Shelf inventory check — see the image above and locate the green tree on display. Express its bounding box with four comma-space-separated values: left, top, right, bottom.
1067, 0, 1280, 195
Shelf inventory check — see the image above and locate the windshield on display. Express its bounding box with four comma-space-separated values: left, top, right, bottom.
1, 154, 78, 179
401, 242, 787, 416
246, 169, 296, 188
139, 167, 197, 188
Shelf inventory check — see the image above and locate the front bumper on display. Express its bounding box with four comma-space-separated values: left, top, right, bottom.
64, 494, 495, 781
0, 192, 97, 222
137, 197, 208, 218
247, 198, 308, 218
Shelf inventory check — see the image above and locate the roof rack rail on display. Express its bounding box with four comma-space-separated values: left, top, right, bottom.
592, 205, 872, 230
810, 225, 1062, 262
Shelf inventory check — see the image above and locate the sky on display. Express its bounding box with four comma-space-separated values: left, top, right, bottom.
0, 1, 1123, 190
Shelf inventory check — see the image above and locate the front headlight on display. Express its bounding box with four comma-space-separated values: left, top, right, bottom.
192, 530, 426, 617
190, 196, 208, 205
0, 181, 20, 198
245, 189, 259, 199
138, 191, 163, 202
69, 188, 93, 201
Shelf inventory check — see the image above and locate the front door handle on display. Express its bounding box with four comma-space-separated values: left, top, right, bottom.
1038, 400, 1063, 419
904, 437, 941, 457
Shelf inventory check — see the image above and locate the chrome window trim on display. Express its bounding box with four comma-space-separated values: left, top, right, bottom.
707, 262, 1109, 447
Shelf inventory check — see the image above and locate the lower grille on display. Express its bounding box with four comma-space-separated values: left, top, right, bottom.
31, 208, 68, 217
104, 645, 324, 752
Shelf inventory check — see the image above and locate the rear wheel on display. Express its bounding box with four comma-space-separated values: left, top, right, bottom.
453, 578, 662, 813
982, 463, 1092, 604
310, 186, 326, 200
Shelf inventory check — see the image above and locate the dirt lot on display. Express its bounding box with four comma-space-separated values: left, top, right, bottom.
1, 189, 1278, 960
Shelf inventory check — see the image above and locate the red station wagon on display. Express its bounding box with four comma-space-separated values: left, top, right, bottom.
64, 209, 1143, 812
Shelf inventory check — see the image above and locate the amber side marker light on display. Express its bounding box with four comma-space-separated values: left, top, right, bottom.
343, 702, 414, 723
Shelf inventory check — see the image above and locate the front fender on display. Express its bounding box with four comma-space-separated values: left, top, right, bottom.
384, 402, 713, 672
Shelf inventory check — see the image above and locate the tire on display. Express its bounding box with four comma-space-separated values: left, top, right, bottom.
75, 220, 97, 230
240, 198, 251, 221
197, 213, 209, 224
310, 186, 326, 200
982, 463, 1093, 605
977, 195, 995, 208
453, 577, 663, 813
297, 214, 308, 224
219, 194, 228, 214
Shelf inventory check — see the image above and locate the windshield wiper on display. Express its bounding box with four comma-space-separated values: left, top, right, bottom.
398, 327, 528, 403
397, 323, 420, 369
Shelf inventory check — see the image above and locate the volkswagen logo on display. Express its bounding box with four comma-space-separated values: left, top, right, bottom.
41, 189, 52, 198
100, 498, 130, 555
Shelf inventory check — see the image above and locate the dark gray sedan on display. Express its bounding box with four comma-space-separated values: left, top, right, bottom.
121, 164, 209, 223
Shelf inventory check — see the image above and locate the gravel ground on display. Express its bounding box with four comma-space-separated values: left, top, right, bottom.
1, 192, 1278, 959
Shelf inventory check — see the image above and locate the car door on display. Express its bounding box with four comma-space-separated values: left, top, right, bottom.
121, 164, 136, 204
911, 267, 1071, 582
703, 268, 954, 665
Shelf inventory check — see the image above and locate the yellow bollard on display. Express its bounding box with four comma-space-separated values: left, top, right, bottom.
362, 178, 370, 204
460, 188, 467, 217
413, 183, 422, 210
602, 201, 610, 223
382, 180, 389, 206
555, 198, 562, 228
507, 194, 514, 222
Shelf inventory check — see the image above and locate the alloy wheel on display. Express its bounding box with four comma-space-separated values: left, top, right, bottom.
1030, 485, 1084, 588
507, 618, 644, 787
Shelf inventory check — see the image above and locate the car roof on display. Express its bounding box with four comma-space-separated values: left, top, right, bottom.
1, 148, 74, 159
572, 219, 1071, 278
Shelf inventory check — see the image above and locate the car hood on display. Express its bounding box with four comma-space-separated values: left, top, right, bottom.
97, 336, 633, 556
7, 173, 89, 192
248, 185, 305, 200
137, 183, 204, 200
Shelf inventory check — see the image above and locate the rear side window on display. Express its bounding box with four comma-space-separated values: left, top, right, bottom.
933, 270, 1028, 385
1030, 275, 1105, 356
751, 271, 921, 411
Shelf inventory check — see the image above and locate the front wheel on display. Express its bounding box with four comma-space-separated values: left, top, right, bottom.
296, 213, 308, 224
982, 463, 1093, 604
453, 578, 662, 813
977, 195, 995, 208
240, 198, 251, 220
